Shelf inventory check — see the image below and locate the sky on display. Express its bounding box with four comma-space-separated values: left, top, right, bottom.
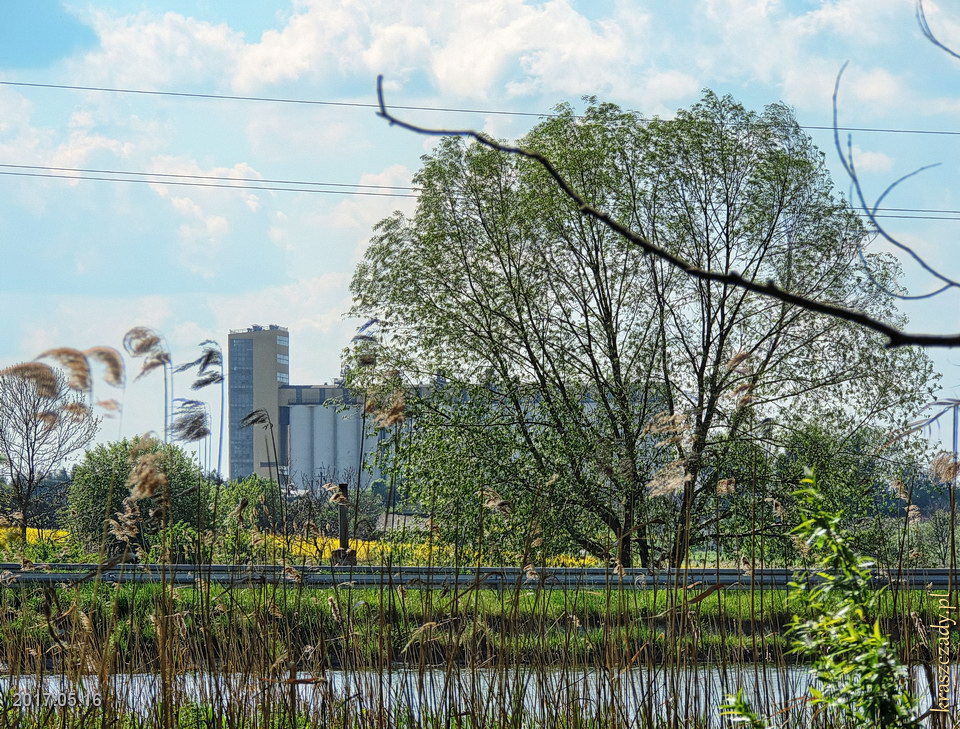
1, 0, 960, 459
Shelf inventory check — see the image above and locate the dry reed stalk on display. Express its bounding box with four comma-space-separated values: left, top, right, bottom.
109, 497, 141, 542
482, 488, 511, 514
930, 452, 959, 483
716, 478, 736, 496
136, 350, 171, 381
641, 411, 687, 437
891, 478, 910, 500
62, 401, 91, 421
646, 459, 690, 497
122, 327, 162, 356
127, 437, 168, 502
907, 504, 922, 526
370, 389, 406, 427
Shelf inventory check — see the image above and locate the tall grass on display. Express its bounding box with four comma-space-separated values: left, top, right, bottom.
0, 337, 954, 727
0, 528, 950, 727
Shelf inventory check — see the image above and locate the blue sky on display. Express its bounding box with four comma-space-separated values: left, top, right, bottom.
1, 0, 959, 448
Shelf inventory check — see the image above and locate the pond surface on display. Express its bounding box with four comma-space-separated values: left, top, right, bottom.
3, 664, 957, 725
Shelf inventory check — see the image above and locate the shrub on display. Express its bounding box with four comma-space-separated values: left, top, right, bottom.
67, 437, 210, 551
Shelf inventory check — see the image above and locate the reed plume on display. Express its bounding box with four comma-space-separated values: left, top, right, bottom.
127, 436, 168, 502
171, 398, 211, 442
240, 409, 273, 428
37, 348, 91, 392
716, 477, 736, 496
84, 346, 126, 388
136, 350, 171, 381
0, 362, 58, 398
646, 459, 689, 497
930, 452, 959, 484
122, 327, 162, 357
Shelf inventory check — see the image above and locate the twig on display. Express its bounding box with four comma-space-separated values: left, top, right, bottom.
375, 76, 960, 348
832, 62, 958, 300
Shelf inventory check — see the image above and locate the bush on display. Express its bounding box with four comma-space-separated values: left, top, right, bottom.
67, 437, 211, 551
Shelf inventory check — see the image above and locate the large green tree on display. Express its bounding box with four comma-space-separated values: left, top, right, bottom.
351, 93, 936, 567
68, 437, 209, 551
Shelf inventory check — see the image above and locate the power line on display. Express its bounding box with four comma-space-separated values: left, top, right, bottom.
26, 161, 960, 218
3, 80, 960, 138
0, 162, 422, 191
0, 80, 544, 117
0, 169, 419, 197
6, 163, 960, 216
2, 165, 960, 221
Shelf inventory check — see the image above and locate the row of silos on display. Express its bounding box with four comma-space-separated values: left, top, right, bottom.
288, 402, 383, 489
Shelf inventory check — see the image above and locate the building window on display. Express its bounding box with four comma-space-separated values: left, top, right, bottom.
277, 335, 289, 348
277, 353, 289, 365
228, 338, 255, 479
277, 372, 289, 384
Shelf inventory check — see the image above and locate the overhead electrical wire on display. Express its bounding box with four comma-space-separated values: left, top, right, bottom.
3, 79, 960, 137
0, 168, 419, 197
1, 164, 958, 221
0, 162, 422, 191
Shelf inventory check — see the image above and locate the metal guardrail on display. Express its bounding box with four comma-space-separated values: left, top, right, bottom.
1, 564, 958, 589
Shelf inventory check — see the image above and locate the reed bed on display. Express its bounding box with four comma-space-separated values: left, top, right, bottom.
0, 552, 952, 728
0, 337, 953, 727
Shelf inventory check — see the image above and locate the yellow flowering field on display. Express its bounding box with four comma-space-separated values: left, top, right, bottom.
0, 526, 601, 567
267, 535, 600, 567
0, 527, 69, 549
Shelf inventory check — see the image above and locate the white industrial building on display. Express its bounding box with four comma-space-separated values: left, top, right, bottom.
280, 384, 388, 491
228, 323, 392, 491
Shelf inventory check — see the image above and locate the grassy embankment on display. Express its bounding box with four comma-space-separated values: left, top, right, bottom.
0, 579, 947, 671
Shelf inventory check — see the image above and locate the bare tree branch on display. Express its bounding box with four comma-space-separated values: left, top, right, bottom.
918, 0, 960, 61
833, 62, 958, 300
0, 368, 99, 535
375, 75, 960, 349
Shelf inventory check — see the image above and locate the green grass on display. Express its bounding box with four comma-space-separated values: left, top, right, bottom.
0, 582, 949, 671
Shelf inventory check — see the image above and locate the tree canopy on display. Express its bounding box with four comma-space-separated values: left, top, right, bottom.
68, 436, 208, 551
351, 92, 937, 567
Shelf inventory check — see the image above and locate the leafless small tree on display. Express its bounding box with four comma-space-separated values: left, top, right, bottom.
0, 367, 99, 539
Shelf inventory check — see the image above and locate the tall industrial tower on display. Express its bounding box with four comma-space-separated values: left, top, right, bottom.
227, 324, 289, 480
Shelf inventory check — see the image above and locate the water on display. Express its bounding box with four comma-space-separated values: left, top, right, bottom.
2, 665, 957, 725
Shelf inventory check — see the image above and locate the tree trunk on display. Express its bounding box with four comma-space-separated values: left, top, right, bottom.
618, 495, 634, 568
618, 491, 652, 568
670, 449, 706, 567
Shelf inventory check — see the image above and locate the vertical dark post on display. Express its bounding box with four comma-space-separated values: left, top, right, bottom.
338, 483, 349, 551
332, 483, 356, 566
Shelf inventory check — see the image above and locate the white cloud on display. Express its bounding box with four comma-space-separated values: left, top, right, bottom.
793, 0, 907, 44
69, 2, 670, 105
849, 145, 894, 173
698, 0, 913, 114
74, 10, 243, 88
328, 164, 417, 252
244, 107, 367, 163
146, 156, 267, 275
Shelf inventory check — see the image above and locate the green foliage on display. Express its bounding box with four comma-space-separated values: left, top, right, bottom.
786, 474, 918, 728
719, 688, 767, 728
143, 522, 209, 564
67, 437, 210, 550
725, 472, 919, 729
709, 419, 929, 567
212, 474, 282, 531
351, 91, 937, 567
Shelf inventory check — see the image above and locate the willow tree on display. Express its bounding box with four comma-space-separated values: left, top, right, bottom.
351, 92, 935, 567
